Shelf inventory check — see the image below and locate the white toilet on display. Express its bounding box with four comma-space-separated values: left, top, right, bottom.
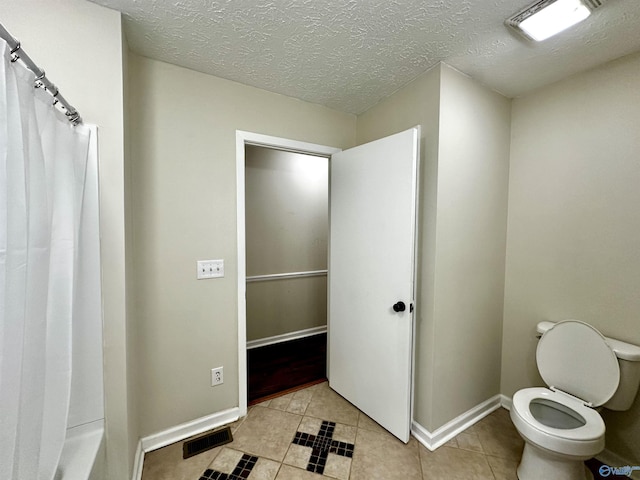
510, 320, 640, 480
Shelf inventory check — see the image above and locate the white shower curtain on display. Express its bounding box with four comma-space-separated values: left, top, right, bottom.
0, 41, 99, 479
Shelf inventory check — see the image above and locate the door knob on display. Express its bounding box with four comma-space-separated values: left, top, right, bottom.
392, 301, 406, 312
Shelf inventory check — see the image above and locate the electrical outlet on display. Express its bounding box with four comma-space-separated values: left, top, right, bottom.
211, 367, 223, 386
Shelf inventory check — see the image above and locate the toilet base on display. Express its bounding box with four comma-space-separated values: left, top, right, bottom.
517, 442, 594, 480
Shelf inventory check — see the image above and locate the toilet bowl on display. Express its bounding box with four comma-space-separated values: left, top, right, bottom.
510, 320, 621, 480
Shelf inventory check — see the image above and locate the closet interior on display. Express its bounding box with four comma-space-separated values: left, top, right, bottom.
245, 145, 329, 403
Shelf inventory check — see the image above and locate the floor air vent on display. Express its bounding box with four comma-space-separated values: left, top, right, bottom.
182, 426, 233, 459
584, 0, 603, 8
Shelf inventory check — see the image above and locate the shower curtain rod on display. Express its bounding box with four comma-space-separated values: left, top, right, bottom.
0, 22, 82, 125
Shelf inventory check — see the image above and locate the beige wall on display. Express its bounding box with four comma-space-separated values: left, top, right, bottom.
431, 65, 511, 428
246, 278, 327, 341
128, 53, 356, 436
245, 147, 328, 341
357, 64, 511, 431
502, 51, 640, 464
0, 1, 133, 478
245, 147, 328, 276
122, 18, 141, 478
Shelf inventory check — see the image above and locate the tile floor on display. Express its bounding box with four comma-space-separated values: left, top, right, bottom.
141, 381, 526, 480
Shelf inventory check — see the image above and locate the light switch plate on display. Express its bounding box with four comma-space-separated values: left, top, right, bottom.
197, 259, 224, 279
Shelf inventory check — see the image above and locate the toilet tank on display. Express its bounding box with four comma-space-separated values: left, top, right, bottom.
537, 321, 640, 411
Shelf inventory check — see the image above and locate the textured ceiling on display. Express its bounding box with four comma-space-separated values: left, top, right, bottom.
89, 0, 640, 114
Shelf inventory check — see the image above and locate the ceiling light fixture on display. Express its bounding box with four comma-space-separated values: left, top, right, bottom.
507, 0, 595, 42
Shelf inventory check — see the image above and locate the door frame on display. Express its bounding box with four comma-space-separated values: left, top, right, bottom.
236, 130, 341, 415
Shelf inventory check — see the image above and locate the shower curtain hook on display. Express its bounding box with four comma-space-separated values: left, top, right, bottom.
51, 87, 59, 106
34, 70, 46, 88
66, 110, 81, 126
9, 41, 20, 62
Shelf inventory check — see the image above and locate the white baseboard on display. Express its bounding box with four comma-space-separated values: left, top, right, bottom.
131, 441, 144, 480
246, 326, 327, 350
411, 394, 502, 451
500, 394, 512, 410
131, 407, 241, 480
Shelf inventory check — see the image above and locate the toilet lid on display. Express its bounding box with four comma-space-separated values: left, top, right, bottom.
537, 320, 620, 407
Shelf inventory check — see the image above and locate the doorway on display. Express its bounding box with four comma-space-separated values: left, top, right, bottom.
236, 128, 419, 442
244, 145, 329, 403
236, 131, 341, 415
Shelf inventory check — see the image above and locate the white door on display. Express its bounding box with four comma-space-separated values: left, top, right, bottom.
329, 127, 420, 443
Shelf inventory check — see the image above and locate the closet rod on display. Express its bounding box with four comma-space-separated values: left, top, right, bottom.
247, 270, 328, 283
0, 22, 82, 125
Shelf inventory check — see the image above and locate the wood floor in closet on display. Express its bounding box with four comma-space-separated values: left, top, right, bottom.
247, 333, 327, 405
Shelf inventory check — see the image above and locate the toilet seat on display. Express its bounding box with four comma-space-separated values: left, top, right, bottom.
513, 388, 604, 440
511, 388, 606, 456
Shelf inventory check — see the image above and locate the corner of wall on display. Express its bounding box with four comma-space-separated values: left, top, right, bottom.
122, 25, 142, 480
429, 64, 511, 430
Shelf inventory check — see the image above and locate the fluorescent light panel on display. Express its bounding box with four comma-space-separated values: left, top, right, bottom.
507, 0, 592, 41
